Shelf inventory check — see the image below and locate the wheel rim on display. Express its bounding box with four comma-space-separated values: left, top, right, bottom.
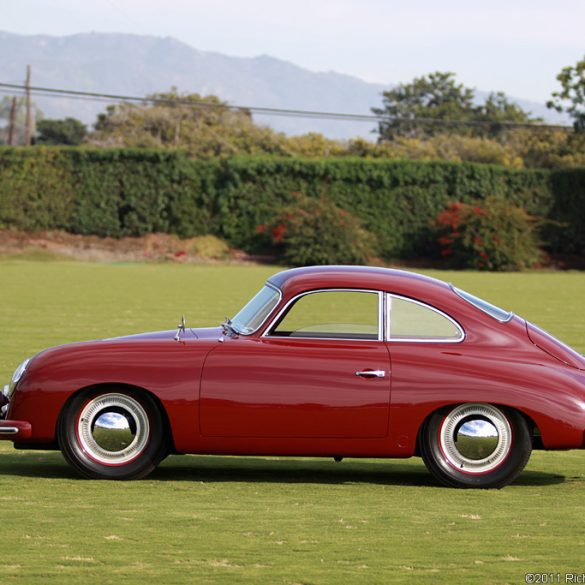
76, 393, 150, 466
439, 404, 512, 475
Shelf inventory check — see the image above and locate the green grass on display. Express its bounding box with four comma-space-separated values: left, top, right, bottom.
1, 260, 585, 584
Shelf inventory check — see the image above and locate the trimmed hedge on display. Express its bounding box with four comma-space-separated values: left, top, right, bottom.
0, 147, 583, 258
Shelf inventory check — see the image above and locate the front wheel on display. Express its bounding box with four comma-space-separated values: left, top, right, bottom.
419, 403, 532, 489
58, 389, 167, 480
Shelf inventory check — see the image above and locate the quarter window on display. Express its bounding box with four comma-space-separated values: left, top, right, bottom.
271, 290, 380, 340
389, 295, 463, 341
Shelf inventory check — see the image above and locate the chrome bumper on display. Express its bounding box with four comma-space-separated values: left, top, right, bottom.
0, 385, 32, 439
0, 420, 32, 439
1, 384, 10, 418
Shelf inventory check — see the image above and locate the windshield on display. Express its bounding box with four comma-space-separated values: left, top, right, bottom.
231, 284, 281, 334
452, 286, 513, 323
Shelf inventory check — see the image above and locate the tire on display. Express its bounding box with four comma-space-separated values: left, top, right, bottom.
419, 403, 532, 489
58, 388, 167, 480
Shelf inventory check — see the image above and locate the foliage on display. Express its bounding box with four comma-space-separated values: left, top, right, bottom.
372, 72, 539, 141
284, 132, 346, 157
547, 56, 585, 131
74, 84, 579, 170
499, 128, 585, 169
0, 147, 584, 261
435, 199, 542, 271
258, 194, 376, 265
89, 90, 289, 157
0, 148, 75, 230
186, 235, 230, 259
37, 117, 87, 145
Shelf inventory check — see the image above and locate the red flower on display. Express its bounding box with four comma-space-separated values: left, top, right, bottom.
474, 236, 483, 246
174, 250, 187, 258
479, 251, 489, 259
255, 224, 267, 234
272, 223, 287, 243
440, 248, 454, 257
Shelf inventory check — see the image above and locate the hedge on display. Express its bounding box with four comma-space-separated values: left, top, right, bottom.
0, 147, 583, 258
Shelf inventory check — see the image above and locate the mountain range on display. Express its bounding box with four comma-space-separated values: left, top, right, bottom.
0, 30, 567, 140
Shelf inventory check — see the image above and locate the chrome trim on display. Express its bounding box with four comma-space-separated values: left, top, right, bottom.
6, 358, 31, 400
386, 293, 465, 344
439, 403, 512, 474
233, 282, 283, 336
0, 427, 19, 435
174, 314, 187, 341
384, 293, 391, 341
376, 291, 384, 341
355, 370, 386, 378
77, 393, 150, 465
450, 284, 514, 323
263, 288, 384, 342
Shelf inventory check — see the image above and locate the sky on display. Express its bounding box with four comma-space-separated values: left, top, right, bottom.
3, 0, 584, 103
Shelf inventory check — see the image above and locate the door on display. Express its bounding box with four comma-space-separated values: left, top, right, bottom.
200, 290, 391, 438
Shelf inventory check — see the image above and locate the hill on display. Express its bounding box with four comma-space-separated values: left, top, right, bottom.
0, 30, 567, 139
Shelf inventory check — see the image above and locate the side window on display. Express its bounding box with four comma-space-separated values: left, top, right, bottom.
271, 291, 380, 340
389, 295, 463, 341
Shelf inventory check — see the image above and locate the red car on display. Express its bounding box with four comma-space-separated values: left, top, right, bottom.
2, 266, 585, 488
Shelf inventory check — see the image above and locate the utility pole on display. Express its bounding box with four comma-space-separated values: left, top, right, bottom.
7, 96, 17, 145
24, 65, 33, 146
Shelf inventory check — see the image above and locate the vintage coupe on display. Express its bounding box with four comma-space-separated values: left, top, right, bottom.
2, 266, 585, 488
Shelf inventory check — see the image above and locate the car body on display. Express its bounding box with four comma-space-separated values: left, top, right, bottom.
2, 265, 585, 488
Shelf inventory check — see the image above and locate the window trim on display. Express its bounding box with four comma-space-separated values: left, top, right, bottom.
386, 293, 465, 344
263, 288, 384, 342
233, 282, 283, 336
450, 284, 514, 323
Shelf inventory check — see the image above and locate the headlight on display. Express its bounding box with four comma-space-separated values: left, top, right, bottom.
4, 358, 30, 400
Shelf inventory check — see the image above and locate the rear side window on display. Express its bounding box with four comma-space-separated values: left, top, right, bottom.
389, 295, 464, 342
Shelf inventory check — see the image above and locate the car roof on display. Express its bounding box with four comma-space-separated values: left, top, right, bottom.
267, 265, 452, 300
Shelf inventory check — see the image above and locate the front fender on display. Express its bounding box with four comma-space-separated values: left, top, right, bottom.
9, 337, 214, 452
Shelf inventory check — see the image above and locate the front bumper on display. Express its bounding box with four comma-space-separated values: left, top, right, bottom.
1, 386, 32, 440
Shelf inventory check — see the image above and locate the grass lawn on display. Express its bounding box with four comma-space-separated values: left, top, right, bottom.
1, 260, 584, 584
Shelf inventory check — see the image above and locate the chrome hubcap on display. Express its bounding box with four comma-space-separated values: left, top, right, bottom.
77, 393, 150, 465
440, 404, 512, 474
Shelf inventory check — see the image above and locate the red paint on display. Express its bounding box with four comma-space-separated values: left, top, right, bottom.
2, 266, 585, 462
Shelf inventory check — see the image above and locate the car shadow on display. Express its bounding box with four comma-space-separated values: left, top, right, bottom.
0, 451, 566, 487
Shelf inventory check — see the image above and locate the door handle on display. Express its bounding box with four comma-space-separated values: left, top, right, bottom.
355, 370, 386, 378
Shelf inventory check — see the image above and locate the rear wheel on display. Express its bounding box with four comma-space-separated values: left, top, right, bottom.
419, 403, 532, 489
58, 389, 167, 480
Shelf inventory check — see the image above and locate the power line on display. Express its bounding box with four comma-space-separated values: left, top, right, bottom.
0, 81, 573, 131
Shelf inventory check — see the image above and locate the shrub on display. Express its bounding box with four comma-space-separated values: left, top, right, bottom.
186, 235, 230, 259
435, 198, 542, 271
259, 194, 376, 266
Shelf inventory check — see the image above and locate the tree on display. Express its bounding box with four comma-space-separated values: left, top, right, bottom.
547, 57, 585, 131
373, 72, 539, 141
37, 117, 87, 145
372, 72, 475, 139
89, 90, 289, 157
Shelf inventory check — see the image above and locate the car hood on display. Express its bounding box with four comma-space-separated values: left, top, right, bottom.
104, 326, 223, 342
